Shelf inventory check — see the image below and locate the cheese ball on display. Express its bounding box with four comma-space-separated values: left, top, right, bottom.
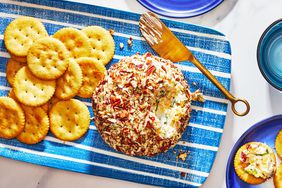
92, 53, 192, 156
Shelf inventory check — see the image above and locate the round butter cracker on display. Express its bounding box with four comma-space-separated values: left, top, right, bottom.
48, 96, 60, 112
53, 28, 91, 59
0, 97, 25, 139
14, 66, 56, 107
41, 103, 49, 112
8, 88, 19, 102
76, 57, 106, 98
82, 26, 115, 65
49, 99, 90, 141
275, 129, 282, 159
234, 142, 276, 185
55, 59, 82, 100
6, 58, 26, 86
9, 88, 49, 114
27, 37, 69, 80
275, 163, 282, 188
17, 105, 49, 144
4, 16, 48, 57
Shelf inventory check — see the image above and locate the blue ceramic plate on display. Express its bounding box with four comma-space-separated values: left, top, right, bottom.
137, 0, 223, 18
226, 115, 282, 188
257, 19, 282, 91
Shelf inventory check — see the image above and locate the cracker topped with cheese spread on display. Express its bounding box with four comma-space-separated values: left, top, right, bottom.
92, 53, 192, 156
234, 142, 276, 184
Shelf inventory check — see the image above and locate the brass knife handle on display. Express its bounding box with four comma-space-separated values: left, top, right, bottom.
189, 56, 250, 116
231, 98, 250, 116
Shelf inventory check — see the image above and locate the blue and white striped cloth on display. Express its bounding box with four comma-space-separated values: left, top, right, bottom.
0, 0, 231, 187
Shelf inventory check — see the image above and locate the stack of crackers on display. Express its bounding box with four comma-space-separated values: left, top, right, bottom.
0, 16, 115, 144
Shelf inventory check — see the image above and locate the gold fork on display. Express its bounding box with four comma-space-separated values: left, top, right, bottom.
139, 12, 250, 116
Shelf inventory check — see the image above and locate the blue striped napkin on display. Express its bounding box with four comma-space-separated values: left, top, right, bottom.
0, 0, 231, 187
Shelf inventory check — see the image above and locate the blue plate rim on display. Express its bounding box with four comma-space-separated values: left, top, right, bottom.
136, 0, 224, 18
257, 18, 282, 91
225, 114, 282, 188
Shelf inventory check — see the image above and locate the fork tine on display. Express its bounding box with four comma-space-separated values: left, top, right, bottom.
140, 12, 162, 46
139, 12, 190, 62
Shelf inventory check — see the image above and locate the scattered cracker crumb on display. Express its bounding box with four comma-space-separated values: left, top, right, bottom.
90, 117, 94, 121
192, 82, 197, 86
180, 172, 186, 177
173, 151, 177, 154
178, 152, 187, 161
191, 89, 205, 102
176, 151, 190, 161
128, 37, 133, 47
109, 29, 115, 35
119, 42, 124, 49
178, 153, 186, 161
127, 40, 133, 47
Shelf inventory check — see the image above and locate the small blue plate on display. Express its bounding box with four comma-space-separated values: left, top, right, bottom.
257, 19, 282, 91
226, 115, 282, 188
136, 0, 223, 18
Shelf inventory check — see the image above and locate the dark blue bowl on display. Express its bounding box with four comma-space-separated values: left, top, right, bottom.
258, 19, 282, 91
226, 115, 282, 188
136, 0, 223, 18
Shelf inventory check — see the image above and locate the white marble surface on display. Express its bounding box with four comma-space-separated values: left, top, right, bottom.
1, 0, 282, 188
